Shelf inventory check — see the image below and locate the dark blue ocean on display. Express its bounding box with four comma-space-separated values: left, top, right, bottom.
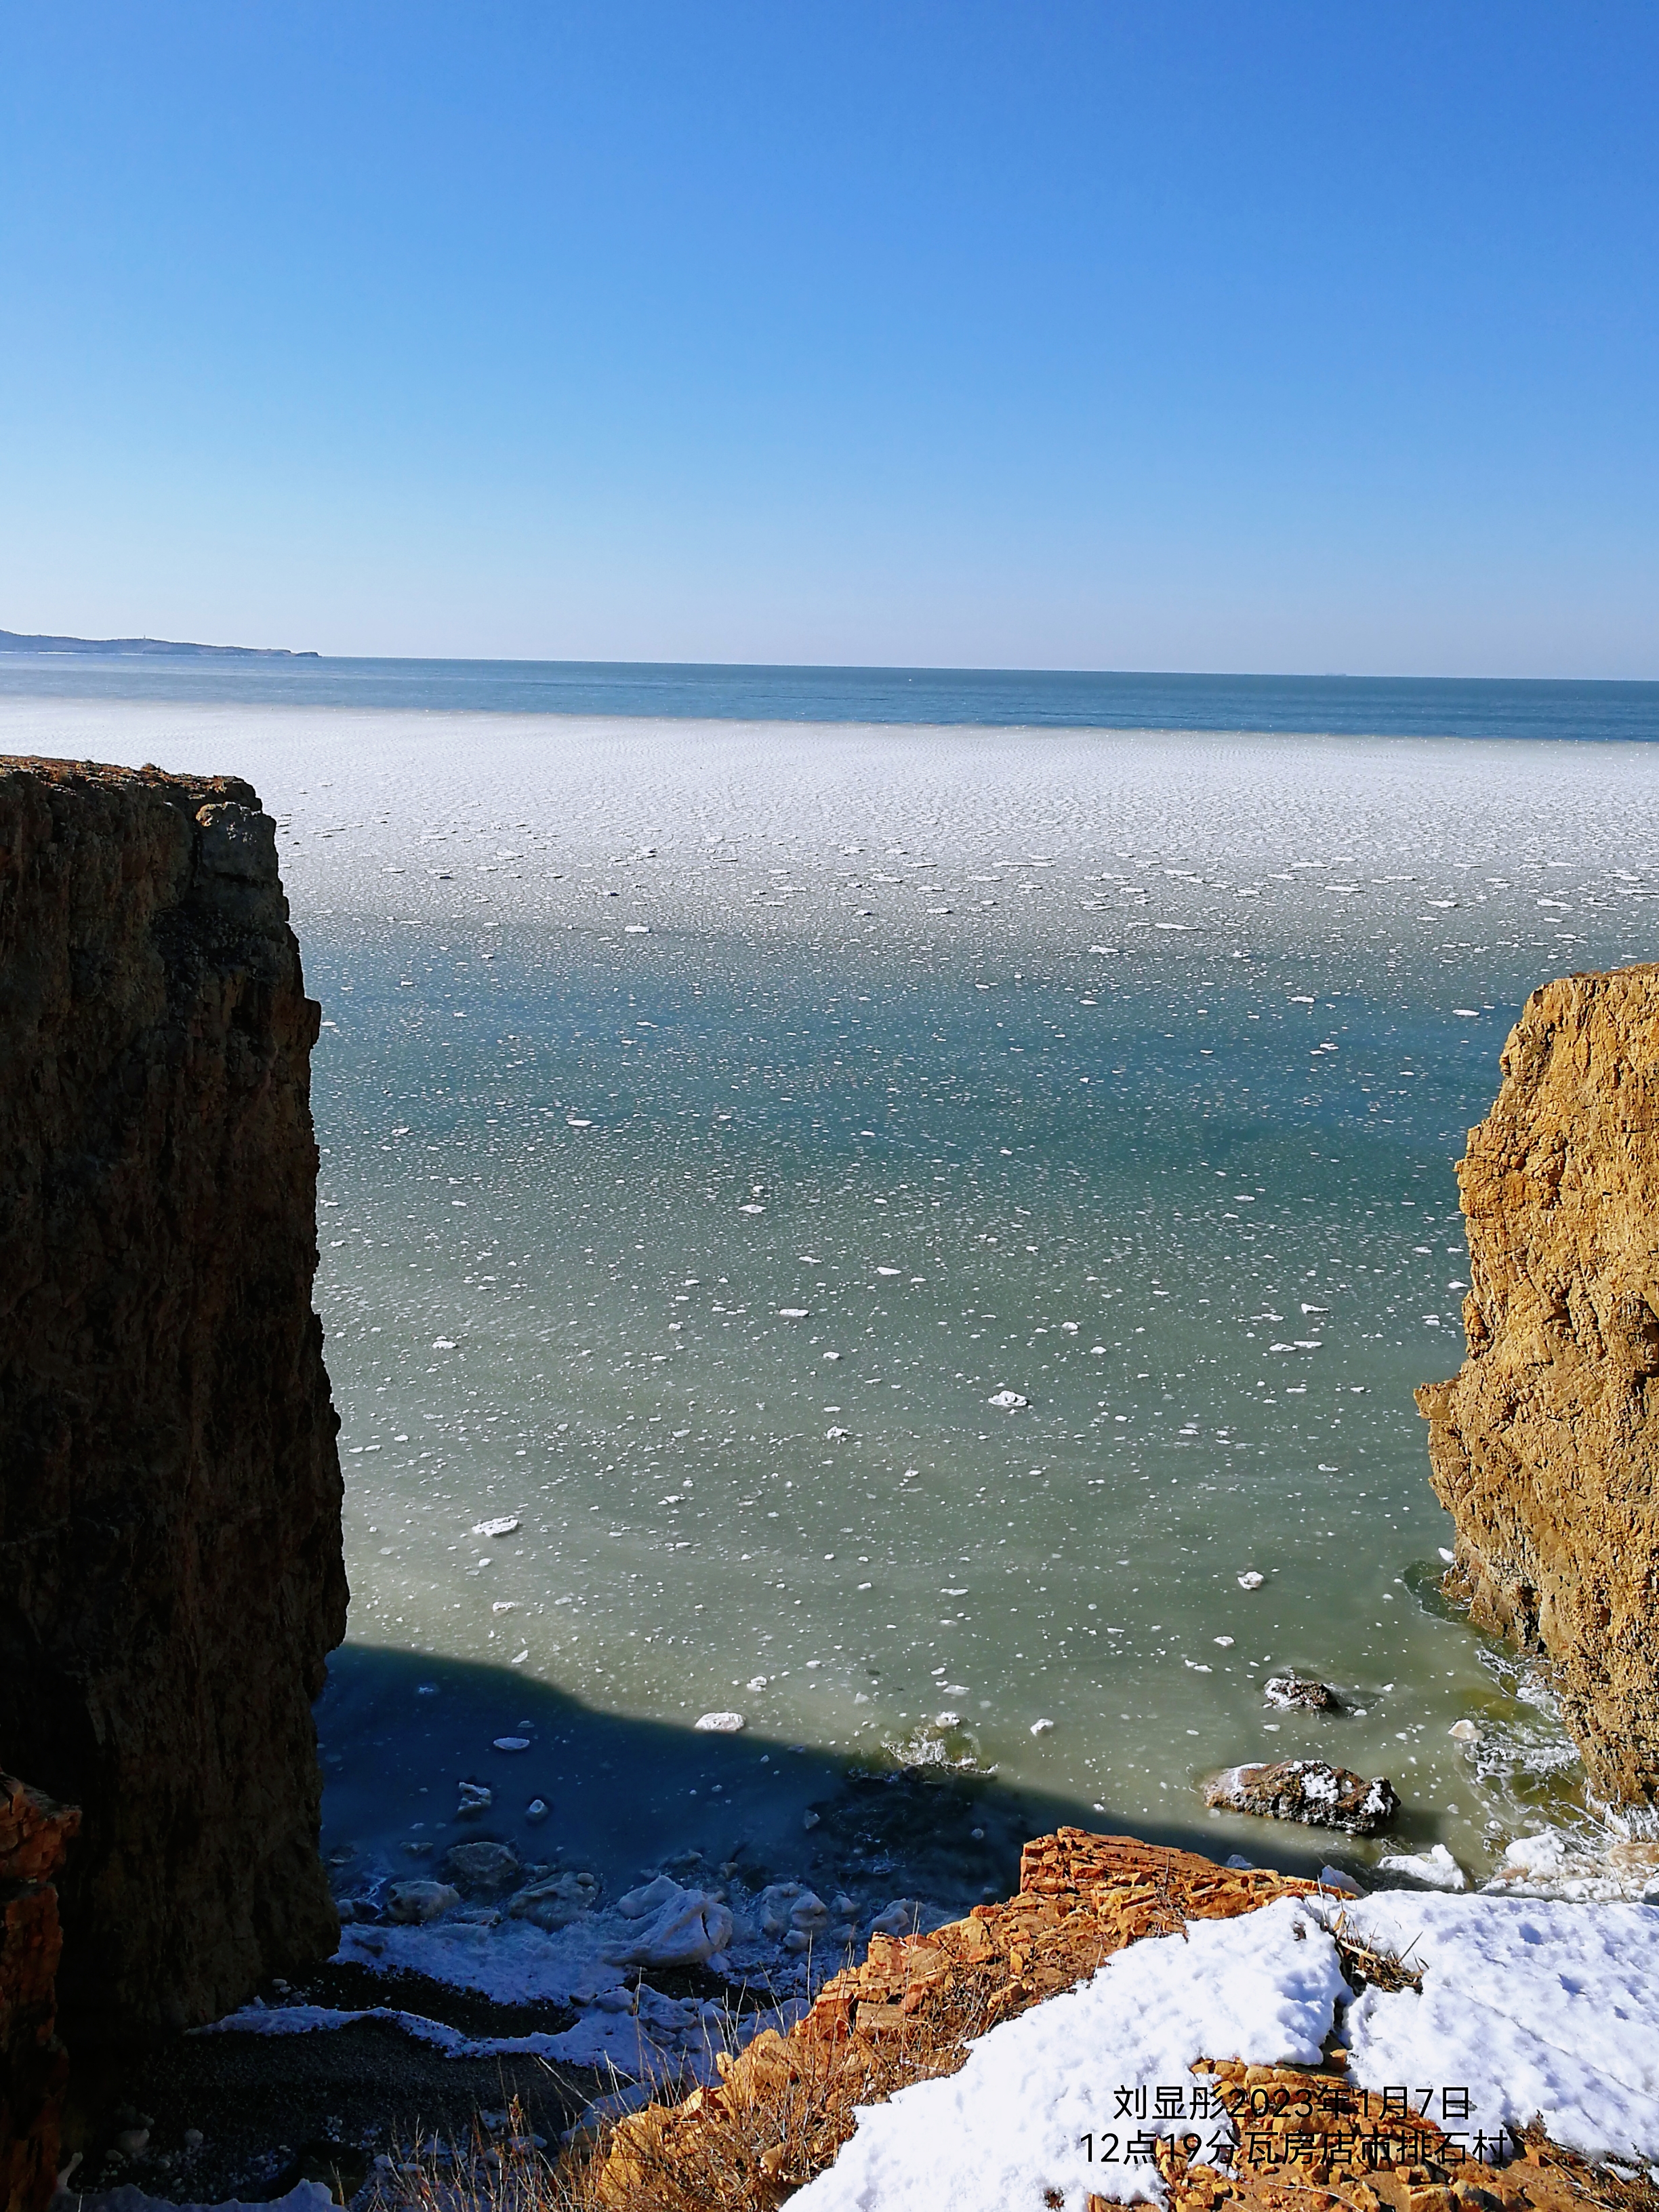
1, 651, 1656, 741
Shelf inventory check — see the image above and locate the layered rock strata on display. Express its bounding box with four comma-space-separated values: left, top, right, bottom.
0, 1775, 80, 2212
1418, 964, 1659, 1811
0, 758, 348, 2047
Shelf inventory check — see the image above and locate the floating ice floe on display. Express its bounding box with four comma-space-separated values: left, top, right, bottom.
492, 1736, 530, 1753
472, 1515, 520, 1538
455, 1781, 492, 1816
432, 1337, 458, 1351
779, 1307, 811, 1318
987, 1389, 1028, 1410
825, 1425, 851, 1440
1237, 1570, 1265, 1590
1378, 1842, 1467, 1891
693, 1710, 745, 1732
1029, 1717, 1054, 1736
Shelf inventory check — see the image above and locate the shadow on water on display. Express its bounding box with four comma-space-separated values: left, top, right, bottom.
320, 1641, 1374, 1912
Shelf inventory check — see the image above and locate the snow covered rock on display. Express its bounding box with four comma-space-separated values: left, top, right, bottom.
506, 1871, 598, 1929
756, 1883, 828, 1944
1263, 1673, 1340, 1711
1203, 1759, 1399, 1835
611, 1883, 733, 1968
384, 1880, 459, 1923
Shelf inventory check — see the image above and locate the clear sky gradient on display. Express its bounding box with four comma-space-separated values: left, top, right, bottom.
3, 2, 1656, 674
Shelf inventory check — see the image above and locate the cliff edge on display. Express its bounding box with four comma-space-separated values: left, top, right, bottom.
1418, 964, 1659, 1813
0, 758, 348, 2047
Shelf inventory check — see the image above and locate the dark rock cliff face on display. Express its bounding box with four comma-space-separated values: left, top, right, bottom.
1418, 964, 1659, 1813
0, 758, 348, 2048
1, 1775, 81, 2212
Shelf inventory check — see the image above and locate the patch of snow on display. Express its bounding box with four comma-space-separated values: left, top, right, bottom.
794, 1899, 1345, 2208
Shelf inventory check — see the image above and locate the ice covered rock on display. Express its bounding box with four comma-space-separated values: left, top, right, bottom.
1377, 1842, 1468, 1890
617, 1874, 685, 1921
1497, 1828, 1571, 1878
442, 1841, 523, 1895
756, 1884, 827, 1942
1264, 1673, 1341, 1711
384, 1880, 459, 1923
79, 2187, 334, 2212
693, 1711, 745, 1733
611, 1883, 733, 1968
507, 1871, 598, 1930
869, 1898, 930, 1937
1203, 1759, 1399, 1835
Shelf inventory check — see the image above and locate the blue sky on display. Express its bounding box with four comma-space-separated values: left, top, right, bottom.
2, 2, 1655, 673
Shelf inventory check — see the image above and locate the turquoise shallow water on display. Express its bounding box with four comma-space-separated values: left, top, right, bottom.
9, 686, 1657, 1904
304, 924, 1579, 1884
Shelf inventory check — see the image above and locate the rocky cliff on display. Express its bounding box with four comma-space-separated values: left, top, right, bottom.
0, 758, 348, 2048
0, 1776, 80, 2212
1418, 964, 1659, 1812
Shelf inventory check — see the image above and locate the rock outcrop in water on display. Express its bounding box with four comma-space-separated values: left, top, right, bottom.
1202, 1759, 1398, 1834
0, 758, 348, 2048
1418, 964, 1659, 1813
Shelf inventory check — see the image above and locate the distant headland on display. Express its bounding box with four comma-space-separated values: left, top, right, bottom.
0, 626, 318, 659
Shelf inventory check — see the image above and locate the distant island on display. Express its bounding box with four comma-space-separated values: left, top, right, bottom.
0, 626, 318, 659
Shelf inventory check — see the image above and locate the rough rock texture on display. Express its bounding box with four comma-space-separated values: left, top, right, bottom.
1416, 965, 1659, 1811
1203, 1759, 1399, 1834
1263, 1673, 1342, 1712
0, 758, 348, 2048
0, 1776, 81, 2212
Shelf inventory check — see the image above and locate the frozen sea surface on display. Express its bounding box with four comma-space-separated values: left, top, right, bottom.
10, 694, 1659, 1899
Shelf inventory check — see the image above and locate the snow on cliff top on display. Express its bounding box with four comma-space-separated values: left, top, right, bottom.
794, 1893, 1659, 2211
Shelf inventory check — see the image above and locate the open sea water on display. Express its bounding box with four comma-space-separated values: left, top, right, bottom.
7, 658, 1659, 1910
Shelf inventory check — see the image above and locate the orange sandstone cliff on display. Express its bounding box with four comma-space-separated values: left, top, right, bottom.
0, 758, 348, 2050
1417, 965, 1659, 1811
